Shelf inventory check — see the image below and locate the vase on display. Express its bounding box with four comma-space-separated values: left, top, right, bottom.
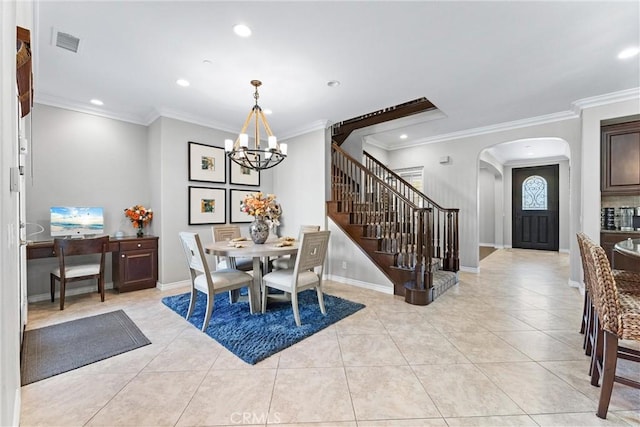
136, 220, 144, 238
249, 216, 269, 244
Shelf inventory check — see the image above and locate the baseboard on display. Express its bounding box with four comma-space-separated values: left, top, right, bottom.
156, 280, 190, 292
28, 282, 115, 303
327, 274, 393, 294
559, 248, 570, 254
479, 242, 496, 247
494, 245, 505, 249
460, 266, 479, 273
568, 279, 584, 294
13, 387, 21, 427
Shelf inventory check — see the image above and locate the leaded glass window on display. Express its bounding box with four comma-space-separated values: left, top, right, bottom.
522, 175, 547, 210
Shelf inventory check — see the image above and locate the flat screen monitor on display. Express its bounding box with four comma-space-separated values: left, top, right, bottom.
50, 207, 104, 237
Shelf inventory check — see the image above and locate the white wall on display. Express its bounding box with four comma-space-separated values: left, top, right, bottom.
478, 168, 496, 245
148, 116, 274, 285
386, 118, 582, 281
363, 139, 390, 165
273, 128, 326, 238
1, 2, 32, 425
25, 104, 149, 298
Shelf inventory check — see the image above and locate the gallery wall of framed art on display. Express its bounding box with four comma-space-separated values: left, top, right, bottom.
187, 141, 264, 226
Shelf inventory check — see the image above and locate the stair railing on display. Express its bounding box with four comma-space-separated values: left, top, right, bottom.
332, 144, 432, 291
364, 150, 459, 272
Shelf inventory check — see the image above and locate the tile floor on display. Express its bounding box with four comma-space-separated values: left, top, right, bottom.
20, 249, 640, 426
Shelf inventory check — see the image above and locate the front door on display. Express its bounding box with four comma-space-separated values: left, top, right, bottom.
512, 164, 559, 251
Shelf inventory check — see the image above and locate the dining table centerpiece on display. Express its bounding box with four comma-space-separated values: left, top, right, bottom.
124, 204, 153, 237
240, 192, 281, 244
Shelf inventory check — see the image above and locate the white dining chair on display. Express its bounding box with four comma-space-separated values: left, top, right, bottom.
261, 230, 330, 326
271, 225, 321, 270
179, 232, 254, 331
211, 225, 253, 271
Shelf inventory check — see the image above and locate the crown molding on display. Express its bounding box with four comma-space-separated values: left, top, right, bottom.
34, 95, 149, 126
280, 120, 330, 141
572, 87, 640, 111
151, 107, 237, 134
387, 110, 579, 151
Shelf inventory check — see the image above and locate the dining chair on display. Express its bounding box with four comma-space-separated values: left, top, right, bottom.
576, 232, 596, 356
261, 230, 330, 326
577, 232, 640, 361
211, 225, 253, 271
585, 241, 640, 419
50, 235, 109, 310
179, 232, 254, 331
271, 225, 321, 270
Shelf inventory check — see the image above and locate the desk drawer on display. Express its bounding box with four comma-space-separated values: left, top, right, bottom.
119, 240, 158, 252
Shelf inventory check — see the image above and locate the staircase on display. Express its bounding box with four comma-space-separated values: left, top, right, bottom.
327, 103, 459, 305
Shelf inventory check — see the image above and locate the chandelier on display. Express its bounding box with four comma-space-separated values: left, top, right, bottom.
224, 80, 287, 171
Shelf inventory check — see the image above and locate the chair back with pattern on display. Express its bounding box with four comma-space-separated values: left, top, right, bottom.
179, 232, 212, 288
577, 232, 596, 296
299, 225, 320, 236
212, 225, 242, 242
589, 243, 622, 336
293, 230, 330, 277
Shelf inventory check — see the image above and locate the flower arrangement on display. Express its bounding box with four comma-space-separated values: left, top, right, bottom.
124, 204, 153, 237
240, 192, 281, 227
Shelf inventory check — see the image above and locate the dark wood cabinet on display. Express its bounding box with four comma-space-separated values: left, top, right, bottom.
112, 236, 158, 292
601, 121, 640, 195
600, 232, 640, 273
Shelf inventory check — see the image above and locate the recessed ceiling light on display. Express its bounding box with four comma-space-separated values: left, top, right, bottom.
233, 24, 252, 37
400, 134, 408, 139
618, 47, 640, 59
90, 99, 103, 106
202, 59, 212, 65
263, 108, 273, 115
176, 79, 190, 87
327, 80, 340, 88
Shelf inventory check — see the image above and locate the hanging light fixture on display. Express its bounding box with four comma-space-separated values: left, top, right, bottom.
224, 80, 287, 171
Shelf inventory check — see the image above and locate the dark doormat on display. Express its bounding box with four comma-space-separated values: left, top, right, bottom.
21, 309, 150, 385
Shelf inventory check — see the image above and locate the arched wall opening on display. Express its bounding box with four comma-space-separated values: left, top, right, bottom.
477, 137, 571, 267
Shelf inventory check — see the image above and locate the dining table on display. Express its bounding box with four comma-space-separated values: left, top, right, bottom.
614, 238, 640, 258
204, 239, 299, 314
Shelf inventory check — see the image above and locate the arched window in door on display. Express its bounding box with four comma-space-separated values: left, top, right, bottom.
522, 175, 547, 210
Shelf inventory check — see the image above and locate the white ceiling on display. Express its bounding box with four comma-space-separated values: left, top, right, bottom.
34, 1, 639, 162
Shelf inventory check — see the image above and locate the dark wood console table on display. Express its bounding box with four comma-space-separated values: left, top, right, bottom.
27, 236, 159, 292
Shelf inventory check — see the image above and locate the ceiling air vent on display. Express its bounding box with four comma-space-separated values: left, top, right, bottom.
55, 31, 80, 53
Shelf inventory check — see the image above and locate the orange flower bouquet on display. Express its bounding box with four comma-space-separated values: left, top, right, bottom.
124, 204, 153, 237
240, 192, 281, 227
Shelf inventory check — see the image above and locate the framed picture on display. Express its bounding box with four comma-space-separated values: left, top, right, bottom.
188, 141, 226, 183
230, 189, 256, 223
188, 186, 226, 225
230, 156, 260, 186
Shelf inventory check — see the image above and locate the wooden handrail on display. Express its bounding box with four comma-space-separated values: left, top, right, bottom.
362, 150, 459, 271
331, 144, 435, 294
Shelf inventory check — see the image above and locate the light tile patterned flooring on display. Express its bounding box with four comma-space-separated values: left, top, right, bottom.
20, 249, 640, 426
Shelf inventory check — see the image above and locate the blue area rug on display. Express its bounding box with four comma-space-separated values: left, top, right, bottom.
161, 289, 365, 364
